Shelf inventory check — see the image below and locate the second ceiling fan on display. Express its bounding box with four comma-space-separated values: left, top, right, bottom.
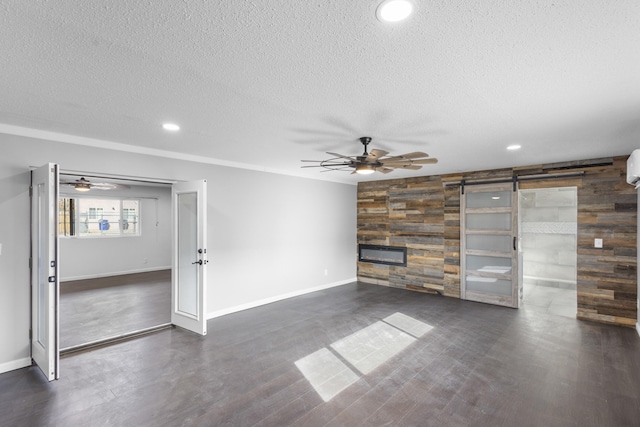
302, 136, 437, 175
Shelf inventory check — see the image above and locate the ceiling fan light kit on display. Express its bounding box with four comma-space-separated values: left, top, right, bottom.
301, 136, 437, 176
74, 177, 92, 192
355, 163, 376, 175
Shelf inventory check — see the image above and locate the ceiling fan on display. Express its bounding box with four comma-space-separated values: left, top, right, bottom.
301, 136, 437, 175
60, 177, 130, 192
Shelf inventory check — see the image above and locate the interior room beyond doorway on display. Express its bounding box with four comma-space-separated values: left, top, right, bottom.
60, 270, 171, 349
519, 186, 578, 318
58, 174, 172, 351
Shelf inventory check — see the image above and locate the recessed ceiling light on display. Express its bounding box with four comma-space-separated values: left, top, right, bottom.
162, 123, 180, 131
507, 144, 521, 150
376, 0, 414, 23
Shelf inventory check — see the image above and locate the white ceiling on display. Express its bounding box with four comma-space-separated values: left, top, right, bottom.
1, 1, 639, 183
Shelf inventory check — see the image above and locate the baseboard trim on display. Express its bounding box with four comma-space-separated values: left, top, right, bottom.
207, 278, 356, 320
0, 357, 31, 375
61, 266, 171, 282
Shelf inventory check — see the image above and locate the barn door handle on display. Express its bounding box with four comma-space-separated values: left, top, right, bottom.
513, 236, 517, 251
192, 260, 203, 265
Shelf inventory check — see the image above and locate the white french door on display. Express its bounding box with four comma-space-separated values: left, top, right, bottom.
461, 182, 520, 308
30, 163, 60, 381
171, 180, 208, 335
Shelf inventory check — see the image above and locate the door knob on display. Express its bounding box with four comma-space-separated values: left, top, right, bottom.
192, 260, 203, 265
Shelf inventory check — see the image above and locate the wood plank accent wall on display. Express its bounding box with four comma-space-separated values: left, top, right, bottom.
358, 176, 446, 294
357, 156, 637, 328
576, 158, 637, 326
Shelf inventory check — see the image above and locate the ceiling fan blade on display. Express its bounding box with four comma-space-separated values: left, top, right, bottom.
301, 162, 351, 168
382, 152, 429, 161
400, 165, 422, 170
412, 158, 438, 164
91, 183, 131, 190
381, 157, 437, 167
380, 160, 413, 166
366, 149, 389, 161
327, 152, 356, 161
375, 167, 394, 174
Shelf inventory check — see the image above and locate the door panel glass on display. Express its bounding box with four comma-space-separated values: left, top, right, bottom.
37, 184, 46, 346
466, 235, 512, 252
466, 212, 511, 230
177, 192, 197, 316
466, 276, 513, 296
466, 255, 512, 272
465, 191, 512, 208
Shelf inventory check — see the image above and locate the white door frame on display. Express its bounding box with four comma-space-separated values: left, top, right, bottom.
31, 168, 209, 379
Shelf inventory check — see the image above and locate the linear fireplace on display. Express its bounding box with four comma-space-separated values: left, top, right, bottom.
358, 244, 407, 267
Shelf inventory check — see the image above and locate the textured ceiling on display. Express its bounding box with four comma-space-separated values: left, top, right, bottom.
1, 1, 639, 183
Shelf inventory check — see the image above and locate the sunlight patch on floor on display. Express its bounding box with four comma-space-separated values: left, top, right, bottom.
383, 312, 433, 337
331, 321, 415, 375
295, 348, 360, 402
294, 312, 433, 402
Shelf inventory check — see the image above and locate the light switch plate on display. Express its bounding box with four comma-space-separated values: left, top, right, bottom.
594, 238, 603, 248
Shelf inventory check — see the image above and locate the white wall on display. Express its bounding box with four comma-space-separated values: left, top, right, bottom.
59, 184, 171, 280
0, 133, 357, 373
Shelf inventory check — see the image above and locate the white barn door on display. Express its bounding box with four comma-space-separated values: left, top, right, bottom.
460, 182, 520, 308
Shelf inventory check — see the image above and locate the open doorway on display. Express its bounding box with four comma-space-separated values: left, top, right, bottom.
57, 174, 172, 351
31, 165, 208, 379
519, 187, 577, 318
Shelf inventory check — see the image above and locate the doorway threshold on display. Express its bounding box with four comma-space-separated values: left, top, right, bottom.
60, 323, 173, 357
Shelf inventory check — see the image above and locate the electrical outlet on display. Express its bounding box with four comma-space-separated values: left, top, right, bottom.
594, 238, 603, 248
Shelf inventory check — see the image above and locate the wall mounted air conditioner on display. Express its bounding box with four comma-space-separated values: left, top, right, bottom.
627, 149, 640, 187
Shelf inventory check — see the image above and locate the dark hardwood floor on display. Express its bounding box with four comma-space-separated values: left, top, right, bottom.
2, 282, 639, 426
60, 270, 171, 349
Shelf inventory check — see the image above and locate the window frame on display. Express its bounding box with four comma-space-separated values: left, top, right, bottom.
58, 196, 141, 238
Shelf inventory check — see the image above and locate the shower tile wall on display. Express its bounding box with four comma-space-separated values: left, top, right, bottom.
520, 187, 577, 289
